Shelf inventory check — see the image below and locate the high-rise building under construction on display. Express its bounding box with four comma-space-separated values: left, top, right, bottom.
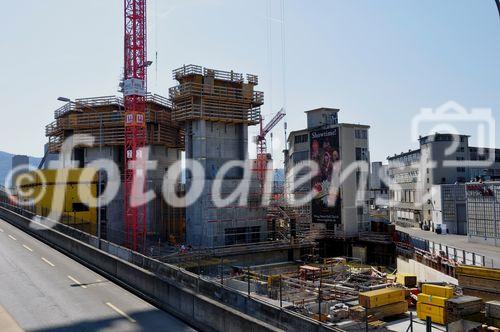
170, 65, 268, 248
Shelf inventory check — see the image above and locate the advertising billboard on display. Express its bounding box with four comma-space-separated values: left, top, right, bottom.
310, 128, 341, 226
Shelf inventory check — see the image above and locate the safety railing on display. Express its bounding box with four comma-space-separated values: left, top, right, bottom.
169, 82, 264, 105
395, 230, 491, 267
172, 65, 258, 85
172, 64, 203, 79
171, 102, 260, 124
54, 94, 172, 119
204, 67, 244, 82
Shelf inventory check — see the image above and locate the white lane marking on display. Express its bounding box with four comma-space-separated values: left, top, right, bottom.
8, 235, 16, 241
68, 275, 87, 289
41, 257, 55, 267
22, 244, 33, 252
0, 228, 4, 232
106, 302, 136, 323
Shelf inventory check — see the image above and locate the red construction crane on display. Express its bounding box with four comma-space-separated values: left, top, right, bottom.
123, 0, 147, 251
255, 108, 286, 186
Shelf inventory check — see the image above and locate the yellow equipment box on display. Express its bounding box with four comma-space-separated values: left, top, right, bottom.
417, 302, 447, 325
396, 273, 417, 288
418, 293, 447, 307
359, 288, 405, 309
422, 284, 453, 299
456, 266, 500, 281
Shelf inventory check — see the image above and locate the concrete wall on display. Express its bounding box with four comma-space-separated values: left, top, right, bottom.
83, 145, 182, 244
306, 108, 338, 128
187, 120, 247, 179
396, 257, 458, 285
185, 120, 268, 248
186, 178, 268, 248
0, 204, 340, 332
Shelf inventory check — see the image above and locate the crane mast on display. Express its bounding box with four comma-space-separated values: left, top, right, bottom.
123, 0, 147, 251
256, 108, 286, 186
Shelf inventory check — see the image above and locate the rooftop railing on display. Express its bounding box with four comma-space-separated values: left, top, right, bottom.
54, 94, 172, 119
172, 64, 203, 79
204, 67, 243, 82
172, 64, 258, 84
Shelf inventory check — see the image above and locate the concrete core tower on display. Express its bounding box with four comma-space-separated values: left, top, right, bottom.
170, 65, 268, 248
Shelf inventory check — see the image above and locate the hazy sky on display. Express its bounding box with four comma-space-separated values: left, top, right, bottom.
1, 0, 499, 167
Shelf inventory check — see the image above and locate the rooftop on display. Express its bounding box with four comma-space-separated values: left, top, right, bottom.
304, 107, 339, 114
387, 148, 421, 161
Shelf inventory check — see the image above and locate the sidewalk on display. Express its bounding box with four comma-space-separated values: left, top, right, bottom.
396, 226, 500, 268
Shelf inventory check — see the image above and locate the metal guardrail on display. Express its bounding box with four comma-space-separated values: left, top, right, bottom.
172, 64, 259, 85
172, 64, 203, 79
204, 67, 243, 82
395, 230, 490, 267
54, 94, 172, 119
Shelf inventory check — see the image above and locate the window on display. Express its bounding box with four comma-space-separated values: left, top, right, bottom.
292, 151, 309, 163
250, 226, 260, 243
357, 206, 364, 216
356, 147, 368, 161
72, 203, 89, 212
225, 227, 248, 246
294, 134, 308, 144
457, 167, 466, 172
355, 129, 368, 139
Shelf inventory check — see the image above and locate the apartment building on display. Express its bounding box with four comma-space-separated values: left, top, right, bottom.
388, 133, 500, 231
284, 108, 370, 238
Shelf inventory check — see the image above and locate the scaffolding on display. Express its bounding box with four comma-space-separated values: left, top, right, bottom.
46, 94, 184, 153
169, 64, 263, 124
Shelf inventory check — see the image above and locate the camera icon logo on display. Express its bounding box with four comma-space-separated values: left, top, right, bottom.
411, 101, 496, 168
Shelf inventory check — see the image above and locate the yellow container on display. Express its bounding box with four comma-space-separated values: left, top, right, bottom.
418, 293, 447, 307
396, 273, 417, 288
19, 168, 97, 186
456, 266, 500, 281
417, 302, 447, 325
17, 168, 98, 235
422, 284, 453, 299
359, 288, 405, 309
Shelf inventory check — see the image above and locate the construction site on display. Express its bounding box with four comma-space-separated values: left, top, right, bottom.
2, 1, 500, 332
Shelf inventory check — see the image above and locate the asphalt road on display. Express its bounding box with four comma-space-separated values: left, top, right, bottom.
0, 218, 197, 332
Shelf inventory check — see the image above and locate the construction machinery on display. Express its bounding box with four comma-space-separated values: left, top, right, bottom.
255, 108, 286, 187
123, 0, 148, 251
